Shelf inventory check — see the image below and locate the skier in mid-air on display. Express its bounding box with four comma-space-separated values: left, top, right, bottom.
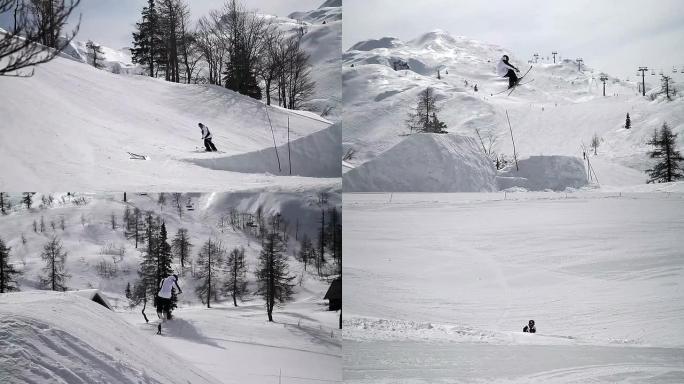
497, 55, 521, 89
523, 319, 536, 333
157, 274, 182, 321
198, 123, 218, 152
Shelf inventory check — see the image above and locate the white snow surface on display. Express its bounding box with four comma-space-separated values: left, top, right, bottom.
190, 123, 341, 178
497, 156, 588, 191
0, 291, 221, 384
343, 192, 684, 383
343, 134, 497, 192
0, 32, 339, 192
343, 30, 684, 191
0, 192, 341, 383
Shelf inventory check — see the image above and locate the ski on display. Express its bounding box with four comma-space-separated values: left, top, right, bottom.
507, 79, 535, 96
127, 152, 149, 160
491, 66, 533, 96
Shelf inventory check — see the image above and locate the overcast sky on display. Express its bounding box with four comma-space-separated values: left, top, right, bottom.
344, 0, 684, 81
1, 0, 323, 49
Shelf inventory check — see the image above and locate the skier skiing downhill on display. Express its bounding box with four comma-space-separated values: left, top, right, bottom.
157, 274, 182, 321
523, 319, 536, 333
198, 123, 218, 152
497, 55, 521, 89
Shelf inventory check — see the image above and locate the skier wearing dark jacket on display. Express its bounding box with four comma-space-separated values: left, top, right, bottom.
497, 55, 520, 89
199, 123, 218, 152
523, 319, 536, 333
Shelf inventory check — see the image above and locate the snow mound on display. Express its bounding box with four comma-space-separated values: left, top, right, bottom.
349, 37, 404, 51
190, 123, 341, 178
0, 291, 219, 384
343, 134, 497, 192
497, 156, 588, 191
289, 0, 341, 23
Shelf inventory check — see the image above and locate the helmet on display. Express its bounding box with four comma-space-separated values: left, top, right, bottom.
529, 319, 535, 326
502, 55, 509, 61
198, 123, 203, 128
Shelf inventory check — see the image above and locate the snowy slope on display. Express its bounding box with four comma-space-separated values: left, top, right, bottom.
283, 1, 342, 121
0, 291, 220, 384
0, 37, 338, 191
343, 192, 684, 382
0, 191, 341, 383
343, 30, 684, 190
344, 133, 496, 192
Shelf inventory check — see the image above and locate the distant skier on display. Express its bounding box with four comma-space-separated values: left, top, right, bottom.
198, 123, 218, 152
157, 274, 182, 321
497, 55, 521, 89
523, 319, 536, 333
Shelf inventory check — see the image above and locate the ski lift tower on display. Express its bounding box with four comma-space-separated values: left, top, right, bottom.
638, 66, 649, 96
552, 51, 558, 63
600, 75, 609, 96
576, 58, 583, 71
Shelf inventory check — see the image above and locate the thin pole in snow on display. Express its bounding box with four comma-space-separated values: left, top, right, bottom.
265, 107, 282, 173
287, 116, 292, 175
505, 110, 519, 171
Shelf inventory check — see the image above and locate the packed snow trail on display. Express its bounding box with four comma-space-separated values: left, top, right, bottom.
343, 192, 684, 382
0, 40, 338, 191
0, 292, 221, 384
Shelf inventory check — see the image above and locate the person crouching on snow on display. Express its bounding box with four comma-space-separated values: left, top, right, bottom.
157, 274, 182, 320
199, 123, 218, 152
497, 55, 520, 89
523, 319, 536, 333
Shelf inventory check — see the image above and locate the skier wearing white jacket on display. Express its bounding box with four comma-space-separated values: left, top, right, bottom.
497, 55, 520, 89
157, 274, 182, 320
198, 123, 218, 152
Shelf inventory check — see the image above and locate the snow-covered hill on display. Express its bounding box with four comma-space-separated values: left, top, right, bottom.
343, 192, 684, 382
0, 192, 341, 383
0, 47, 338, 191
342, 30, 684, 190
284, 1, 342, 121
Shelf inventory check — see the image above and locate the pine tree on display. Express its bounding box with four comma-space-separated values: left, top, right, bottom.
125, 208, 143, 248
298, 234, 313, 271
171, 228, 192, 269
625, 113, 631, 129
85, 40, 105, 69
157, 222, 173, 284
195, 238, 224, 308
0, 237, 22, 292
326, 207, 342, 274
125, 282, 132, 299
223, 246, 248, 306
646, 122, 684, 183
0, 192, 9, 215
40, 236, 70, 291
132, 0, 163, 77
256, 229, 295, 321
22, 192, 35, 209
406, 87, 447, 133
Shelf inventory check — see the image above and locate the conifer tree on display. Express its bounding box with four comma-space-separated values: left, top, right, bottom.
85, 40, 105, 69
256, 229, 295, 321
132, 0, 163, 77
22, 192, 34, 209
195, 238, 224, 308
171, 228, 192, 269
0, 192, 9, 215
40, 236, 70, 291
625, 113, 631, 129
0, 237, 22, 292
646, 122, 684, 183
224, 246, 248, 306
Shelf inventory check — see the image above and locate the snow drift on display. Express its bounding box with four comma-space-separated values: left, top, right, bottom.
189, 123, 341, 177
497, 156, 588, 191
0, 291, 219, 384
343, 134, 497, 192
